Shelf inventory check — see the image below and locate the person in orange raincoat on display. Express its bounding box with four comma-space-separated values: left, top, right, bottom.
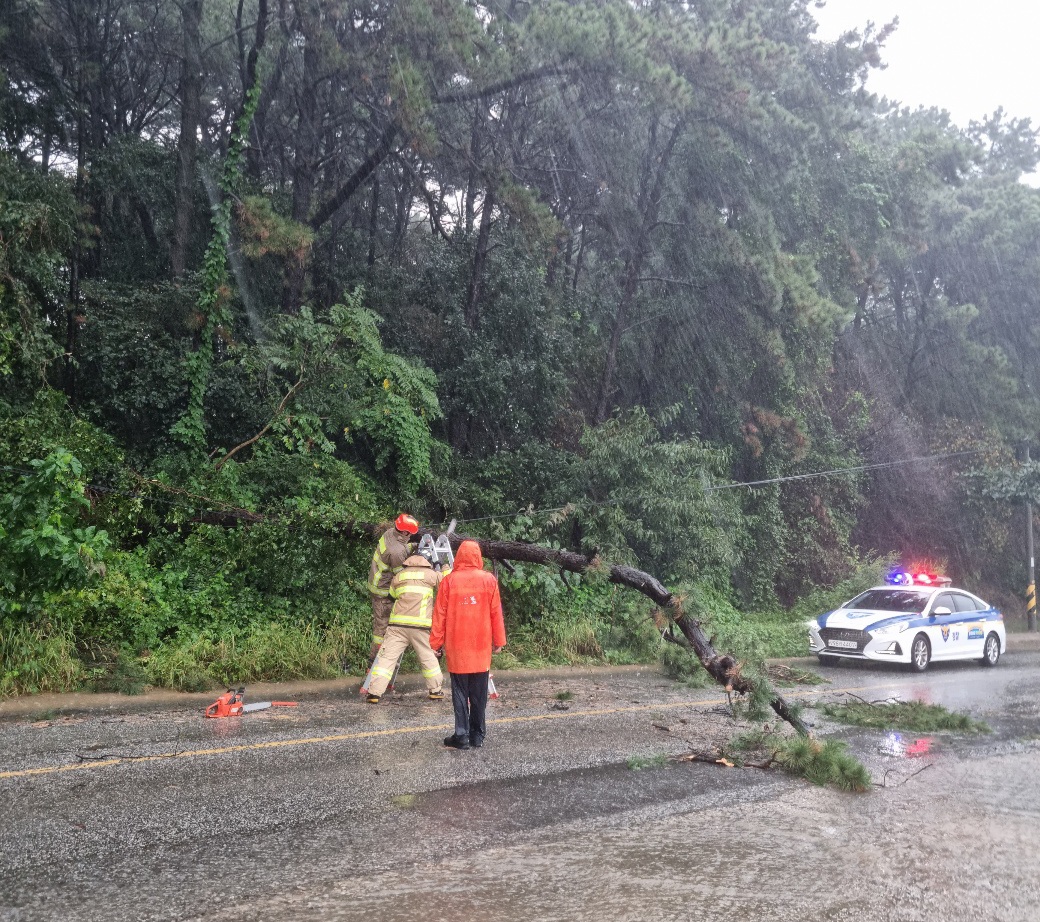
430, 540, 506, 750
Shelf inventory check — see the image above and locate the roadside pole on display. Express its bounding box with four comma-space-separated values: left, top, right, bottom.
1028, 444, 1037, 632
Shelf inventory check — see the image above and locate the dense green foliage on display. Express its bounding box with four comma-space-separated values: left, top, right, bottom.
2, 0, 1040, 695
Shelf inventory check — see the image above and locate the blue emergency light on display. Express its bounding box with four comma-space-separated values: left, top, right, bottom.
886, 570, 951, 587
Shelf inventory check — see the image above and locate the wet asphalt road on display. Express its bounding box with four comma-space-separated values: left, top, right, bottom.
3, 647, 1040, 922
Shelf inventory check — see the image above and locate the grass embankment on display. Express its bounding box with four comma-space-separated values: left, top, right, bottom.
0, 601, 807, 698
1, 562, 884, 699
0, 601, 802, 698
0, 619, 354, 698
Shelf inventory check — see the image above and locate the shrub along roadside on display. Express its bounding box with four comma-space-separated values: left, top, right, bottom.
0, 620, 82, 697
143, 623, 341, 691
0, 581, 831, 698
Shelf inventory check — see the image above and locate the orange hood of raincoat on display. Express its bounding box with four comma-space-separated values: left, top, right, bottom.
430, 540, 506, 673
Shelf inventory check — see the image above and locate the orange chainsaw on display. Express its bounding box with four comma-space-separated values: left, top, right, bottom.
204, 687, 298, 718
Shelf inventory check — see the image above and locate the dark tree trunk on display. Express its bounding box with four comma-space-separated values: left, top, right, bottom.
594, 258, 640, 423
134, 196, 159, 253
237, 0, 268, 121
309, 123, 398, 232
464, 112, 481, 234
367, 173, 380, 267
64, 45, 87, 404
170, 0, 204, 278
246, 36, 288, 180
281, 5, 321, 314
447, 410, 472, 452
392, 168, 412, 257
465, 187, 495, 329
593, 120, 684, 423
572, 222, 586, 292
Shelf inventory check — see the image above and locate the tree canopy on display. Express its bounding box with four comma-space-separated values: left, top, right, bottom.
2, 0, 1039, 693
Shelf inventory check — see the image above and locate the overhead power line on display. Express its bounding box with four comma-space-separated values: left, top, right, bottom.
701, 449, 986, 493
448, 449, 989, 525
1, 448, 990, 530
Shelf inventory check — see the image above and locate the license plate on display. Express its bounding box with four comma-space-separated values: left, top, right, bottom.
829, 639, 858, 649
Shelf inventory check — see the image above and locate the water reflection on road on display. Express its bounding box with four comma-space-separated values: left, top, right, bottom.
215, 661, 1040, 922
216, 741, 1040, 922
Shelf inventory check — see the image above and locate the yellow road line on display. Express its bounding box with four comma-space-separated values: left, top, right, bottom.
0, 679, 923, 782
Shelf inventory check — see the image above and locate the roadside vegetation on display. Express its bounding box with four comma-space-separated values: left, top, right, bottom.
3, 1, 1039, 701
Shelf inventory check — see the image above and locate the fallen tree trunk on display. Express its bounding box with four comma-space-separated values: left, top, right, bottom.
112, 501, 808, 734
417, 532, 808, 735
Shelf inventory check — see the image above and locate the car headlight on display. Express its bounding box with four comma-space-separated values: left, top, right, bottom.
871, 621, 909, 637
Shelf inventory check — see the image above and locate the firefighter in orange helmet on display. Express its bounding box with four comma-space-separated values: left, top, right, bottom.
365, 544, 449, 703
367, 514, 419, 659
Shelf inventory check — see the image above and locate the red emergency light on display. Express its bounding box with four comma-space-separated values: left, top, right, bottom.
886, 570, 952, 587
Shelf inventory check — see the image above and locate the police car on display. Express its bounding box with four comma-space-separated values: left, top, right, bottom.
807, 572, 1006, 672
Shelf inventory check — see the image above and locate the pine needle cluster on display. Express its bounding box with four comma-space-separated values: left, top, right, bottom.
820, 699, 990, 734
726, 728, 871, 793
774, 736, 871, 792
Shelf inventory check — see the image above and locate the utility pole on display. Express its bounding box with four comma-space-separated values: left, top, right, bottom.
1027, 444, 1037, 632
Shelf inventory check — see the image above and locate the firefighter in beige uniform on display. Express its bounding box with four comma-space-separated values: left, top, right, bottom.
367, 514, 419, 659
366, 550, 449, 702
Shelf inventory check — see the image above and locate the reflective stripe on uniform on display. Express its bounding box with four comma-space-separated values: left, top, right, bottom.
389, 584, 435, 628
372, 634, 383, 645
371, 665, 395, 680
369, 535, 405, 595
421, 665, 441, 679
390, 573, 431, 597
368, 536, 389, 594
389, 614, 433, 628
394, 585, 434, 597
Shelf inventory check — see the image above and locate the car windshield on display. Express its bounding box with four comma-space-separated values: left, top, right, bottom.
846, 589, 930, 614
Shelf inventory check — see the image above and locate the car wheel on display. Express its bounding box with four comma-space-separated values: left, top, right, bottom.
980, 632, 1001, 667
909, 634, 931, 672
818, 654, 840, 667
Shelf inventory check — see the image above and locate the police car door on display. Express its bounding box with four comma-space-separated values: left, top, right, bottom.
929, 591, 963, 658
952, 592, 986, 656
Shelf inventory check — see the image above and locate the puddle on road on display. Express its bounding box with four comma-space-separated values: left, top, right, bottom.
384, 757, 778, 840
878, 732, 934, 758
296, 740, 1040, 922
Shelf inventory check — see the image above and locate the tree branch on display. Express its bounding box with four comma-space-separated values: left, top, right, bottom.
118, 503, 807, 735
309, 123, 399, 230
213, 366, 307, 471
431, 62, 587, 104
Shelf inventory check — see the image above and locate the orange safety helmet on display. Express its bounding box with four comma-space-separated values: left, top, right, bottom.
395, 513, 419, 534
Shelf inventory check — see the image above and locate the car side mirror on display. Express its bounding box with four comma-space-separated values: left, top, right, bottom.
931, 606, 952, 616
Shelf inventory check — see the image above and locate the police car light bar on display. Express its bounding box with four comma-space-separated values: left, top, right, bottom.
886, 571, 952, 587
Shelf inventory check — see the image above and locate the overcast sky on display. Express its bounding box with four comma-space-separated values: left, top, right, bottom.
811, 0, 1040, 130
